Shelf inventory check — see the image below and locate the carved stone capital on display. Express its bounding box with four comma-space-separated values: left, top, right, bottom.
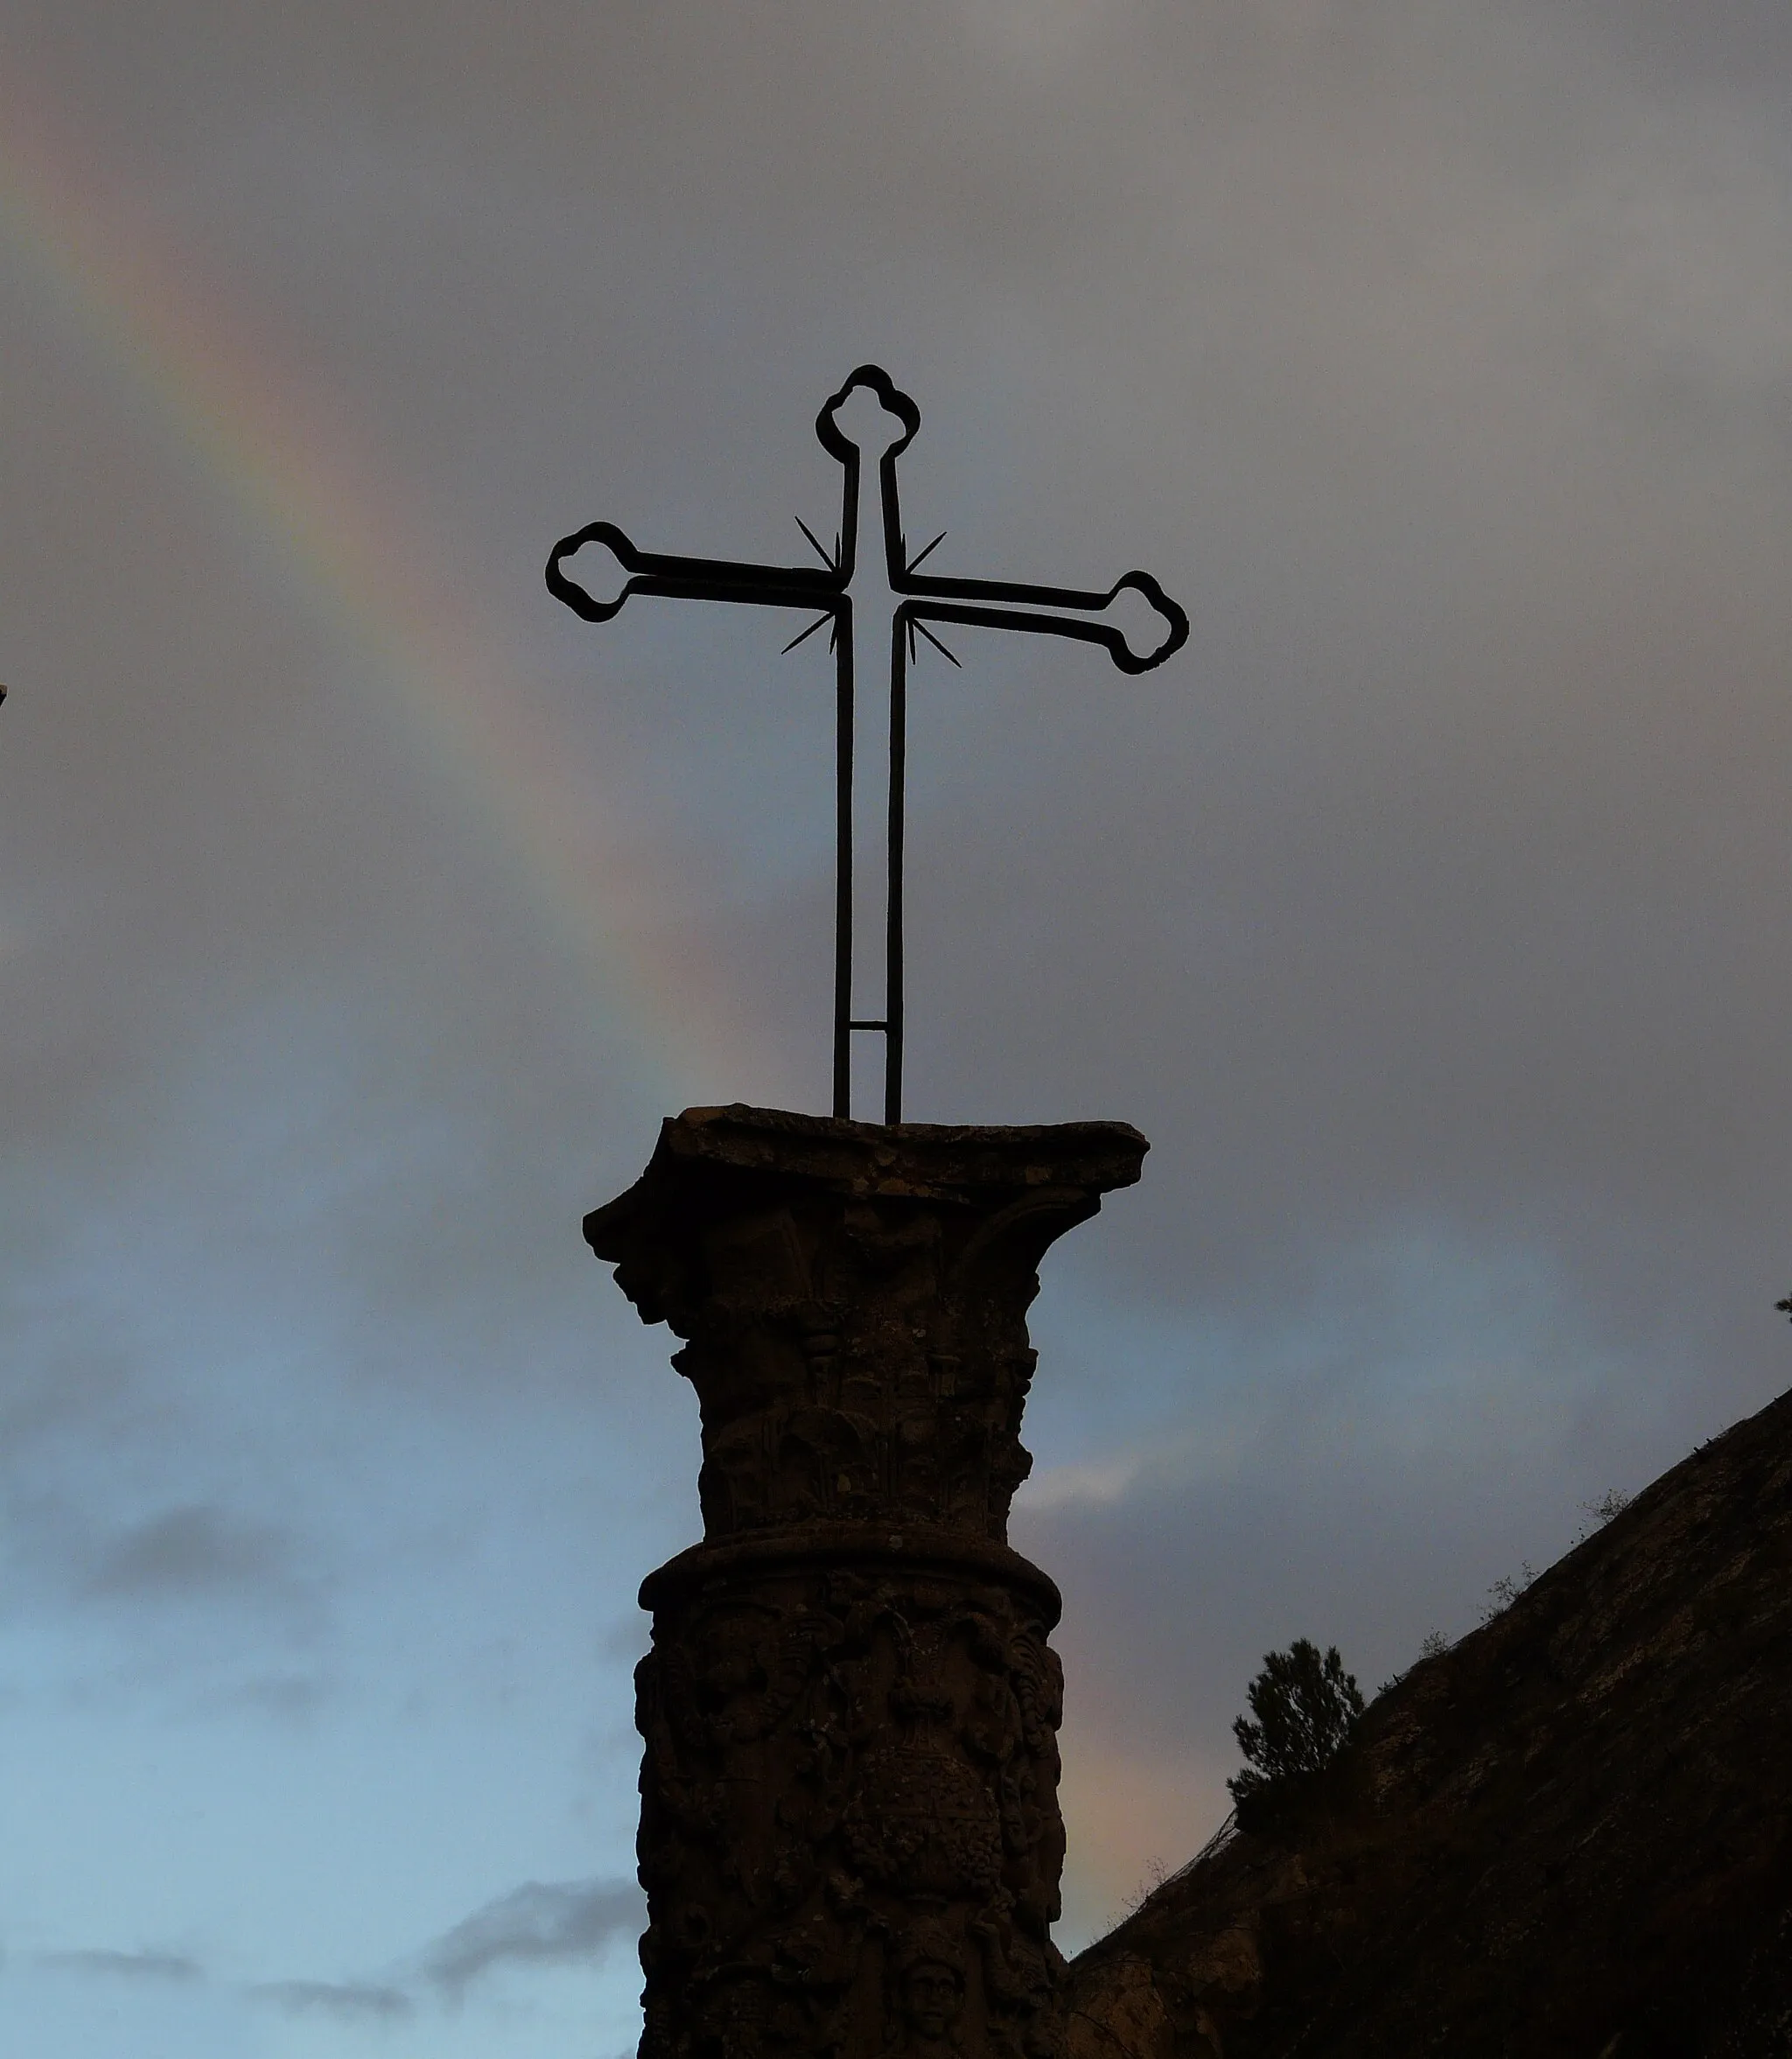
587, 1105, 1146, 1544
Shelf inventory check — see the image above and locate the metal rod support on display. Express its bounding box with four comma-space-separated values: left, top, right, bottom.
885, 614, 907, 1126
833, 608, 853, 1119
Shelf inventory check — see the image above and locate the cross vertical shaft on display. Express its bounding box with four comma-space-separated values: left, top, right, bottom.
834, 602, 854, 1124
886, 616, 906, 1125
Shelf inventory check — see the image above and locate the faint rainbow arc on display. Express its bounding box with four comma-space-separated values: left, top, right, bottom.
0, 82, 746, 1100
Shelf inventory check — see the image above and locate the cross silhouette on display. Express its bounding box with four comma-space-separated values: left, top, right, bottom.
546, 365, 1187, 1124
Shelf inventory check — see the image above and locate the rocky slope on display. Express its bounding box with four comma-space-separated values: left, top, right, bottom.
1063, 1385, 1792, 2057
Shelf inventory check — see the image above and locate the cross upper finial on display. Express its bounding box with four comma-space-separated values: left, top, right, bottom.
548, 368, 1188, 1122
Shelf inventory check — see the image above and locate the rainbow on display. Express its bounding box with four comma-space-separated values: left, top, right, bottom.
0, 69, 756, 1103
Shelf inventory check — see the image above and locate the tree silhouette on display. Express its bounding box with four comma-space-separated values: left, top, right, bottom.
1228, 1638, 1364, 1811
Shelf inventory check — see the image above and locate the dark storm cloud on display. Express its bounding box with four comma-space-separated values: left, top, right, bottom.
419, 1877, 643, 1999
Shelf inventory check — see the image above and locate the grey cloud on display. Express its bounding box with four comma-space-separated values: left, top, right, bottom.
250, 1979, 413, 2021
419, 1877, 643, 1999
1016, 1326, 1756, 1786
38, 1949, 204, 1983
217, 1671, 332, 1719
243, 1880, 641, 2022
0, 9, 1777, 1424
1511, 0, 1792, 91
0, 1349, 136, 1454
83, 1505, 296, 1603
2, 0, 1791, 1973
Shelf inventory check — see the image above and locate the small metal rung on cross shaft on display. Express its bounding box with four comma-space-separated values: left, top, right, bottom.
546, 366, 1188, 1127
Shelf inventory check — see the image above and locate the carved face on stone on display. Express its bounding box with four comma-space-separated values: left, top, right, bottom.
902, 1959, 964, 2042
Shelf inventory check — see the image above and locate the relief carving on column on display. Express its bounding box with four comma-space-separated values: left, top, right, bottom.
590, 1106, 1146, 2059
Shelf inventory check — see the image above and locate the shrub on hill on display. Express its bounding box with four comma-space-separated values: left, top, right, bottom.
1228, 1638, 1364, 1828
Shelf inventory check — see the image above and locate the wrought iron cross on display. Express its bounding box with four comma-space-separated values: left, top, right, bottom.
546, 365, 1187, 1124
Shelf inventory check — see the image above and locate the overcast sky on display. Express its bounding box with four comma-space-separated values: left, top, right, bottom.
4, 4, 1791, 2054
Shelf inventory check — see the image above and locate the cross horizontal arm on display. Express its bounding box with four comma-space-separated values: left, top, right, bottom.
546, 519, 842, 625
902, 569, 1188, 676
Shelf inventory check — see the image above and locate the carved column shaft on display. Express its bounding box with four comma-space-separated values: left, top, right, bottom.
588, 1105, 1147, 2059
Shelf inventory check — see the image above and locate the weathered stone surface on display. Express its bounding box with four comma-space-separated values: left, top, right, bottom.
591, 1104, 1148, 2059
1064, 1383, 1792, 2059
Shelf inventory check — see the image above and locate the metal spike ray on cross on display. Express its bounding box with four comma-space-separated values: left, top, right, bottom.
545, 365, 1189, 1124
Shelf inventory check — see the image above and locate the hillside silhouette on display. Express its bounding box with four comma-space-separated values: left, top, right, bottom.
1064, 1384, 1792, 2057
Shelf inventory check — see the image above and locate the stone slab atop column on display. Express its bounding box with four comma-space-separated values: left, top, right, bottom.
589, 1103, 1147, 2059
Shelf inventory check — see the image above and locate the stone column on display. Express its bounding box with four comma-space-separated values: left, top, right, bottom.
588, 1104, 1147, 2059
